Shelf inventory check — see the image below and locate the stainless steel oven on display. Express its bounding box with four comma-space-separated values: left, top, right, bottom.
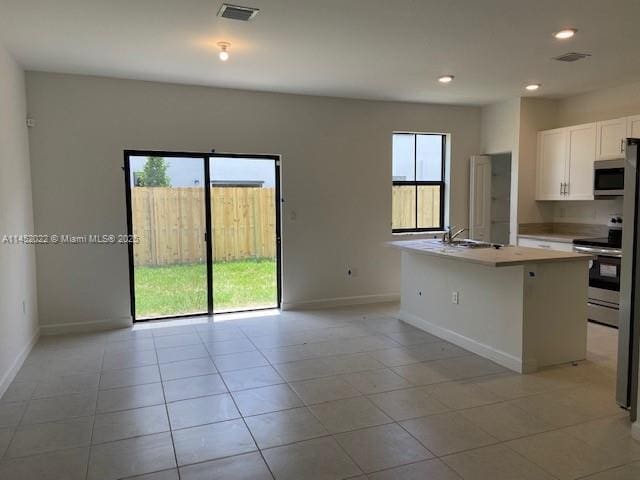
594, 159, 625, 197
573, 244, 622, 327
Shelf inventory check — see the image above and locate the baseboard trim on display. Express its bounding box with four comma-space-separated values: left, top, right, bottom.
398, 309, 523, 373
633, 420, 640, 442
0, 326, 40, 399
282, 294, 400, 311
40, 316, 132, 335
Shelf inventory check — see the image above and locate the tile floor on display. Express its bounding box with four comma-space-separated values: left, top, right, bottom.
0, 304, 638, 479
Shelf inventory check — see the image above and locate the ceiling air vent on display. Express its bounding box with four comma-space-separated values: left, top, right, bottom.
217, 3, 259, 21
552, 52, 592, 62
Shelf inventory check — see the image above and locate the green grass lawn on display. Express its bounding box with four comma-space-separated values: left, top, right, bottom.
134, 259, 277, 318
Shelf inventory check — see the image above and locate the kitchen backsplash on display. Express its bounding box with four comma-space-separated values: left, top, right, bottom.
552, 198, 623, 225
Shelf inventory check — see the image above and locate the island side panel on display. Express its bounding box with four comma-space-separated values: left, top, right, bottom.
521, 259, 588, 373
398, 250, 525, 372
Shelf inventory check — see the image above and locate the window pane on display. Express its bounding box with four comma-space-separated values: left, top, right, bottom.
416, 135, 443, 181
392, 185, 416, 229
418, 185, 441, 229
392, 134, 415, 181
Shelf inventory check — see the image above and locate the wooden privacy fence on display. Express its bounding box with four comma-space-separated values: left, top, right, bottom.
132, 187, 276, 266
392, 185, 441, 229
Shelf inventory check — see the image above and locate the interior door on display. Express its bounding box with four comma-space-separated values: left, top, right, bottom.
208, 154, 281, 313
469, 155, 491, 241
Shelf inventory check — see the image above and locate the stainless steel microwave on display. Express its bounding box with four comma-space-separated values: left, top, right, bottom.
594, 159, 624, 197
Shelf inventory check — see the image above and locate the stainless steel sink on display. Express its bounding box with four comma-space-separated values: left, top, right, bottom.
438, 239, 494, 249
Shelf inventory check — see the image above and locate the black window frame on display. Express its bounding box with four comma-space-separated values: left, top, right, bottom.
392, 132, 446, 233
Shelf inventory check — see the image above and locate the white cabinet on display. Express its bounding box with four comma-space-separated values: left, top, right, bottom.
596, 117, 627, 160
536, 128, 567, 200
517, 237, 574, 252
566, 123, 596, 200
627, 114, 640, 139
536, 123, 595, 201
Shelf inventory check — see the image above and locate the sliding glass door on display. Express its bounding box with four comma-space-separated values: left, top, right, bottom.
209, 155, 280, 313
125, 151, 281, 321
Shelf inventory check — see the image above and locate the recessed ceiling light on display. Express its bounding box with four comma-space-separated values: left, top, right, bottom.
217, 41, 231, 61
554, 28, 577, 39
438, 75, 454, 84
525, 83, 541, 91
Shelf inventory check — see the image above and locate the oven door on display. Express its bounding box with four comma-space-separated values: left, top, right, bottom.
589, 255, 622, 292
594, 160, 624, 197
574, 246, 621, 327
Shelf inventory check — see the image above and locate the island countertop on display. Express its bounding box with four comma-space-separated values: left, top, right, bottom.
389, 239, 592, 267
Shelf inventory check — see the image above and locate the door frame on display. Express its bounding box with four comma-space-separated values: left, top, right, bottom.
123, 149, 282, 322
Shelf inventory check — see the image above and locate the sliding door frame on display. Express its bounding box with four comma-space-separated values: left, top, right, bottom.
123, 149, 282, 322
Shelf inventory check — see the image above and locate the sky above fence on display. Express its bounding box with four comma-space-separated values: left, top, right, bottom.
129, 156, 276, 187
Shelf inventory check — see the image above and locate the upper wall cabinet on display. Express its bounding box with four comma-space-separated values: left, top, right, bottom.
596, 117, 627, 160
536, 123, 596, 201
536, 128, 568, 200
628, 114, 640, 139
567, 123, 597, 200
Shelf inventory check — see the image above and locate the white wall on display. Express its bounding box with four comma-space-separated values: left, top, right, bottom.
481, 98, 521, 156
517, 98, 558, 225
480, 98, 521, 243
0, 43, 39, 395
25, 72, 481, 329
557, 81, 640, 126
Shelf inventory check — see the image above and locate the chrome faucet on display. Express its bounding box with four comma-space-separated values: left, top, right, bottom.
442, 226, 468, 244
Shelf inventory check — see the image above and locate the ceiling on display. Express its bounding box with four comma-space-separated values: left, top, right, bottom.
1, 0, 640, 105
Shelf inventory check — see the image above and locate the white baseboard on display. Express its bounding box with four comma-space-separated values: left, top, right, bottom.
633, 420, 640, 442
399, 309, 523, 373
282, 294, 400, 311
0, 327, 40, 399
40, 316, 132, 335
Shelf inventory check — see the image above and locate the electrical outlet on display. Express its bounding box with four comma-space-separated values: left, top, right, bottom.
451, 291, 459, 304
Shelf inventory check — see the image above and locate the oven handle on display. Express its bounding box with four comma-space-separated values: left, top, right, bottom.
573, 245, 622, 257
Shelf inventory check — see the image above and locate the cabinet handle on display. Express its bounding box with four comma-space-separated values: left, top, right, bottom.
560, 182, 563, 195
621, 139, 625, 154
565, 182, 569, 195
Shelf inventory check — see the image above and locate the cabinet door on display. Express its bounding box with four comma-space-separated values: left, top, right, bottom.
627, 114, 640, 139
596, 117, 627, 160
536, 128, 567, 200
566, 123, 596, 200
518, 237, 574, 252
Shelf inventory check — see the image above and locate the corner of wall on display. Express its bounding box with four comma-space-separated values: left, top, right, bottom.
0, 41, 40, 397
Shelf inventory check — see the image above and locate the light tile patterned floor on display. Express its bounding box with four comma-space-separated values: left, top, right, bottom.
0, 304, 637, 479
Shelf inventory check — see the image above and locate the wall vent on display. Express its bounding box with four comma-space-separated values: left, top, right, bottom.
552, 52, 592, 62
217, 3, 259, 21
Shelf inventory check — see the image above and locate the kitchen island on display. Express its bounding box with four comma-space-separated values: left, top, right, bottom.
390, 239, 592, 373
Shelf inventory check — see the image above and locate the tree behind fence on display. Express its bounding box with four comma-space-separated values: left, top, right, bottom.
132, 187, 276, 266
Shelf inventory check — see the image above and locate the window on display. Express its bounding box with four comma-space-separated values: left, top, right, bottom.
392, 133, 445, 232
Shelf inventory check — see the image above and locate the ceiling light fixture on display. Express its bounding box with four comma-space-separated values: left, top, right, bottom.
554, 28, 577, 39
217, 42, 231, 61
438, 75, 454, 84
525, 83, 541, 91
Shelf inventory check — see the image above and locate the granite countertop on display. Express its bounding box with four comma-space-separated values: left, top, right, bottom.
389, 239, 592, 267
517, 233, 585, 243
